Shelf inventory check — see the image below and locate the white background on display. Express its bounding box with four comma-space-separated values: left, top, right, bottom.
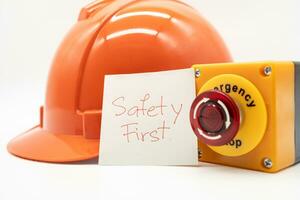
0, 0, 300, 199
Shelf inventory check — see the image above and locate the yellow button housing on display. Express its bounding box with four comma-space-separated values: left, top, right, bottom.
199, 74, 267, 156
193, 61, 295, 172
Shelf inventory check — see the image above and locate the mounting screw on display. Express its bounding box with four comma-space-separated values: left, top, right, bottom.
195, 69, 201, 78
263, 158, 273, 169
263, 66, 272, 76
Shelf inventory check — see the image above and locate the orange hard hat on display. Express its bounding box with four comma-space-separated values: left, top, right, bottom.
7, 0, 232, 162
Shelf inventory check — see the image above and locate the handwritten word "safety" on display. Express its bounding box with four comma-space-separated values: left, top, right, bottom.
112, 93, 182, 125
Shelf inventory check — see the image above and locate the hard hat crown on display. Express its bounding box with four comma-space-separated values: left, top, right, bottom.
44, 0, 231, 139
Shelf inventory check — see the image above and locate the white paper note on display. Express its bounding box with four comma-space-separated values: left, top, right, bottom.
99, 68, 198, 165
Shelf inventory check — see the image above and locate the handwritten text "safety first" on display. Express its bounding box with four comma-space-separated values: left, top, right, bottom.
111, 93, 183, 143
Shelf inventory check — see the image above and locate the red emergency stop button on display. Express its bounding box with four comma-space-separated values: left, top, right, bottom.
198, 101, 226, 133
190, 90, 240, 146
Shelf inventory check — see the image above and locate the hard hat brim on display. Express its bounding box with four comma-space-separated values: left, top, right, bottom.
7, 126, 99, 163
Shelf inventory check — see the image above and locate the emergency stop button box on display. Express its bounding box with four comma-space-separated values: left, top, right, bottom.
192, 61, 300, 172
